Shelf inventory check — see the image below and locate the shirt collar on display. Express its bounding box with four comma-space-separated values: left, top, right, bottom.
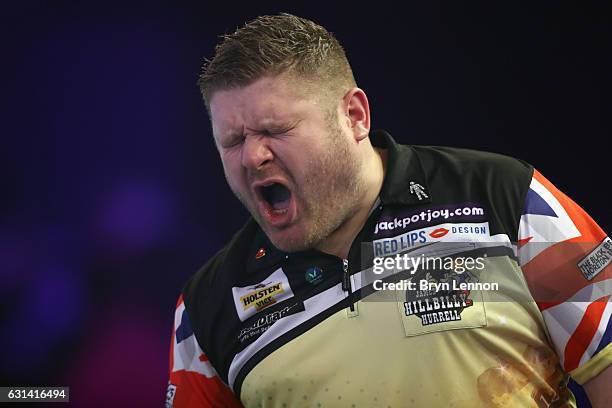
370, 129, 432, 206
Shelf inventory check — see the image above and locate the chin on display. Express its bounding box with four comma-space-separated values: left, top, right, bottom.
266, 228, 312, 253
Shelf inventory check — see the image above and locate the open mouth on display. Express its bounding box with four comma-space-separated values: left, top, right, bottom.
261, 183, 291, 212
256, 182, 295, 227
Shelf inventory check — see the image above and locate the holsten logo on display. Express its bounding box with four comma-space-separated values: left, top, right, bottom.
241, 283, 284, 312
232, 268, 294, 322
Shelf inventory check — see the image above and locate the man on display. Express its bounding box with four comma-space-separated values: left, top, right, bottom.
167, 14, 610, 408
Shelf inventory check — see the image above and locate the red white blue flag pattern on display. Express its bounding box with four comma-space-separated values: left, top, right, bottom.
167, 296, 243, 407
518, 169, 611, 381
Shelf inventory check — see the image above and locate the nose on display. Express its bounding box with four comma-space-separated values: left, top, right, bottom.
241, 135, 274, 170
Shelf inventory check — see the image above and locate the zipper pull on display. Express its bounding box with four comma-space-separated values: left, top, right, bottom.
342, 258, 356, 313
342, 258, 350, 292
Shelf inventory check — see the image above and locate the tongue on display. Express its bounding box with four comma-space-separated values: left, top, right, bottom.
266, 184, 291, 210
272, 201, 288, 210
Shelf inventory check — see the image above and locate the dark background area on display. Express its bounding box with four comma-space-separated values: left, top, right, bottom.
1, 1, 609, 406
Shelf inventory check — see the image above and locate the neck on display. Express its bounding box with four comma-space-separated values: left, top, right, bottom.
314, 147, 387, 259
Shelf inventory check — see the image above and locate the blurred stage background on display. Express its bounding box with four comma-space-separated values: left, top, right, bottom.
1, 2, 609, 407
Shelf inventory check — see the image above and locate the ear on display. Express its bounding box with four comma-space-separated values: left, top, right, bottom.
342, 88, 371, 143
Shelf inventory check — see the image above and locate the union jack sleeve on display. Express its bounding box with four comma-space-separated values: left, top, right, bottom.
167, 295, 243, 407
518, 169, 611, 384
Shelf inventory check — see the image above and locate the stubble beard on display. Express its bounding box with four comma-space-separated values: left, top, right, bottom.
291, 124, 363, 252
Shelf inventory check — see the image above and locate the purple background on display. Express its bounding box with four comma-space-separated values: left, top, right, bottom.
1, 2, 609, 406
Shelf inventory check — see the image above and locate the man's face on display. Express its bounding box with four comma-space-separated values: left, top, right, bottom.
209, 75, 364, 252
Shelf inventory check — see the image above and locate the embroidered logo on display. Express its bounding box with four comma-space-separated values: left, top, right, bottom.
404, 269, 476, 326
232, 268, 295, 321
578, 236, 612, 280
305, 266, 324, 285
165, 383, 177, 408
409, 181, 428, 200
255, 247, 266, 259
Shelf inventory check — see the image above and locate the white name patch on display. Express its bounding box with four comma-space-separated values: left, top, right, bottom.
232, 268, 295, 322
578, 237, 612, 281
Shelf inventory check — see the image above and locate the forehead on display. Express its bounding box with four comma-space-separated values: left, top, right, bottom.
209, 76, 323, 135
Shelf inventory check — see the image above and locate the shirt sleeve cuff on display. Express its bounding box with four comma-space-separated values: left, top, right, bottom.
570, 343, 612, 385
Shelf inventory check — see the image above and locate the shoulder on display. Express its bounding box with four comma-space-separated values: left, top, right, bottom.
413, 145, 534, 205
411, 145, 535, 238
412, 145, 533, 183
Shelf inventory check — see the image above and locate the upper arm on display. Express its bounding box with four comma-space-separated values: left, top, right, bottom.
517, 169, 611, 384
167, 295, 243, 408
583, 364, 612, 407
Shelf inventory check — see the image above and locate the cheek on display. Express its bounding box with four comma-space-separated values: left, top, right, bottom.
277, 144, 315, 173
220, 155, 246, 187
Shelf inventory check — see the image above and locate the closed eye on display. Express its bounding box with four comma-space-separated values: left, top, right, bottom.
248, 121, 299, 138
223, 136, 245, 148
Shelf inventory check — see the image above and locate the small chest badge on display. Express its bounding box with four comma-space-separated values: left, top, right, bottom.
409, 181, 428, 201
305, 266, 324, 285
255, 247, 266, 259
